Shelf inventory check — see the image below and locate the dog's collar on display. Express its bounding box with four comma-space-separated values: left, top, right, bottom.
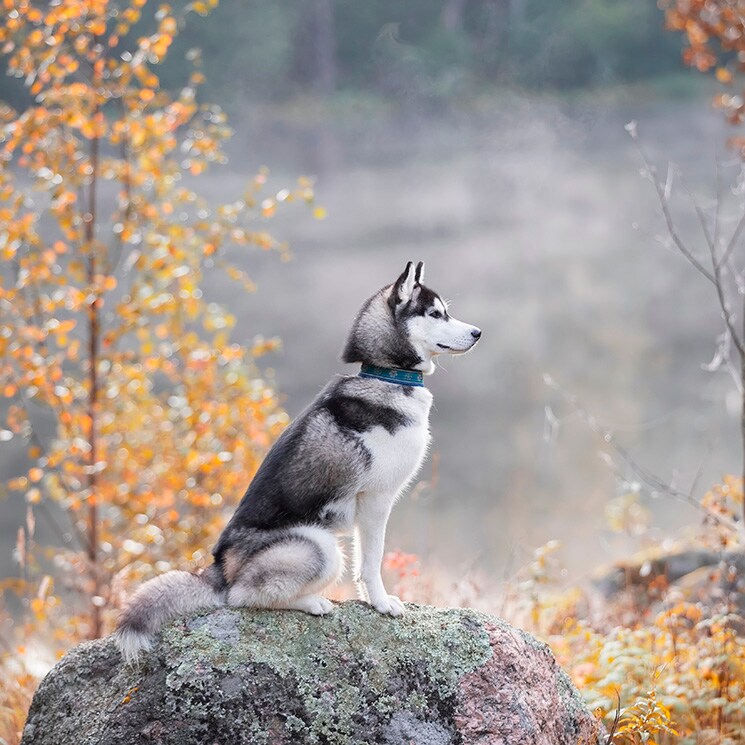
358, 364, 424, 387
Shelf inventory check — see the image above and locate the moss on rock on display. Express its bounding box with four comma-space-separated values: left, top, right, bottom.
21, 601, 601, 745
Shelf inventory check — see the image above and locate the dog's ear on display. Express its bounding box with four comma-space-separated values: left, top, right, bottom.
391, 261, 417, 307
414, 261, 424, 284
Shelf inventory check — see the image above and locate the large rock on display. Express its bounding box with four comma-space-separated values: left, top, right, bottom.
22, 601, 601, 745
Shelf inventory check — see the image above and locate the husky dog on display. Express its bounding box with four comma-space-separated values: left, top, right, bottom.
114, 261, 481, 663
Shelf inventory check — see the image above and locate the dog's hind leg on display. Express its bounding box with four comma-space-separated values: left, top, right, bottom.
226, 526, 343, 614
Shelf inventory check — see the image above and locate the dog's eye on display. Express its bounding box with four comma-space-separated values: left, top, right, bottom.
429, 310, 443, 319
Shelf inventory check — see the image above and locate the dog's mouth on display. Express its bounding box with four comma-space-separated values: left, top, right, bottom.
437, 341, 477, 354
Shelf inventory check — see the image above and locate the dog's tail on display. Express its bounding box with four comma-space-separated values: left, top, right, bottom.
113, 566, 224, 664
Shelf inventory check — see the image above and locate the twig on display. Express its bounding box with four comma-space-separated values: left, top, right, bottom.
544, 375, 741, 534
716, 211, 745, 271
634, 145, 715, 284
604, 690, 622, 745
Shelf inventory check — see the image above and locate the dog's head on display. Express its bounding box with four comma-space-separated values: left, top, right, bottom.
342, 261, 481, 375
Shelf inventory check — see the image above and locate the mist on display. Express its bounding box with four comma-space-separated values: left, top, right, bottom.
189, 90, 737, 582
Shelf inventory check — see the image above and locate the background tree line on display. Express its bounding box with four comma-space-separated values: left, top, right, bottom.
0, 0, 683, 110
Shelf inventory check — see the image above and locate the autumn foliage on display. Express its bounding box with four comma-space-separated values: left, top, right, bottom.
386, 477, 745, 744
0, 1, 319, 740
663, 0, 745, 151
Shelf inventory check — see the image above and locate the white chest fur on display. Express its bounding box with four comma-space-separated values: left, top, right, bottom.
359, 387, 433, 497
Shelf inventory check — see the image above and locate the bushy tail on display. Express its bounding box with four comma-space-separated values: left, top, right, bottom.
113, 568, 224, 664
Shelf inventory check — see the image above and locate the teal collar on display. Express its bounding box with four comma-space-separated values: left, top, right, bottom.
359, 364, 424, 387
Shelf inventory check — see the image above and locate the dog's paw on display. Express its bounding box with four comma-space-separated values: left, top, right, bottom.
290, 595, 335, 615
370, 594, 406, 617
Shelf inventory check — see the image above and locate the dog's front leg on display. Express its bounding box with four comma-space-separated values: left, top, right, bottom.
354, 493, 405, 617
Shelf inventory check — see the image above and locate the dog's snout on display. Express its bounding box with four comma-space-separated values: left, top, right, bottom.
471, 328, 482, 340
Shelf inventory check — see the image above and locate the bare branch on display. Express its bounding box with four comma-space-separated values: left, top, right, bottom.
635, 146, 716, 284
606, 436, 737, 534
716, 210, 745, 271
683, 179, 715, 254
633, 135, 745, 358
692, 187, 745, 358
713, 157, 723, 251
544, 375, 742, 535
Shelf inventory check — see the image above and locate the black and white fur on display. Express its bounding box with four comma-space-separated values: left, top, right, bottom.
114, 262, 481, 663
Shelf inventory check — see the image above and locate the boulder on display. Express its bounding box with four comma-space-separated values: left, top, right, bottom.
22, 601, 602, 745
592, 549, 745, 623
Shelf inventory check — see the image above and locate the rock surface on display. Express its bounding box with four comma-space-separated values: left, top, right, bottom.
22, 601, 601, 745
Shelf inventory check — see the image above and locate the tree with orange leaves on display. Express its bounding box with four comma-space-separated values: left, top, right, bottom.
663, 0, 745, 143
0, 1, 320, 740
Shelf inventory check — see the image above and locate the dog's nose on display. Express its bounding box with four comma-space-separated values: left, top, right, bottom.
471, 328, 482, 339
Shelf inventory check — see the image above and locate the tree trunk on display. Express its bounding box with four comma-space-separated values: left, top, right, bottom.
313, 0, 336, 96
86, 101, 101, 639
741, 294, 745, 525
509, 0, 526, 26
441, 0, 467, 32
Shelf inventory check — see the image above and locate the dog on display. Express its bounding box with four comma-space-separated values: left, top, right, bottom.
114, 261, 481, 663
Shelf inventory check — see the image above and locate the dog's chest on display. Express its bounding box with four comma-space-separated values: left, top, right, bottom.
359, 388, 432, 494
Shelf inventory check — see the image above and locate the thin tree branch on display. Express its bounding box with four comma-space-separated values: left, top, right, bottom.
693, 192, 745, 358
84, 66, 103, 639
637, 150, 716, 285
635, 136, 745, 358
716, 211, 745, 270
713, 157, 723, 252
545, 375, 742, 535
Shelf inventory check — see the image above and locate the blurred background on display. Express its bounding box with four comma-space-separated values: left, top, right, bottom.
0, 0, 738, 585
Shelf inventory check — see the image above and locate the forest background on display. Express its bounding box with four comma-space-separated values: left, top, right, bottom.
2, 0, 745, 743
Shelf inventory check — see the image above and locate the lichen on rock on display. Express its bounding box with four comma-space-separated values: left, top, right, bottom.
21, 601, 602, 745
